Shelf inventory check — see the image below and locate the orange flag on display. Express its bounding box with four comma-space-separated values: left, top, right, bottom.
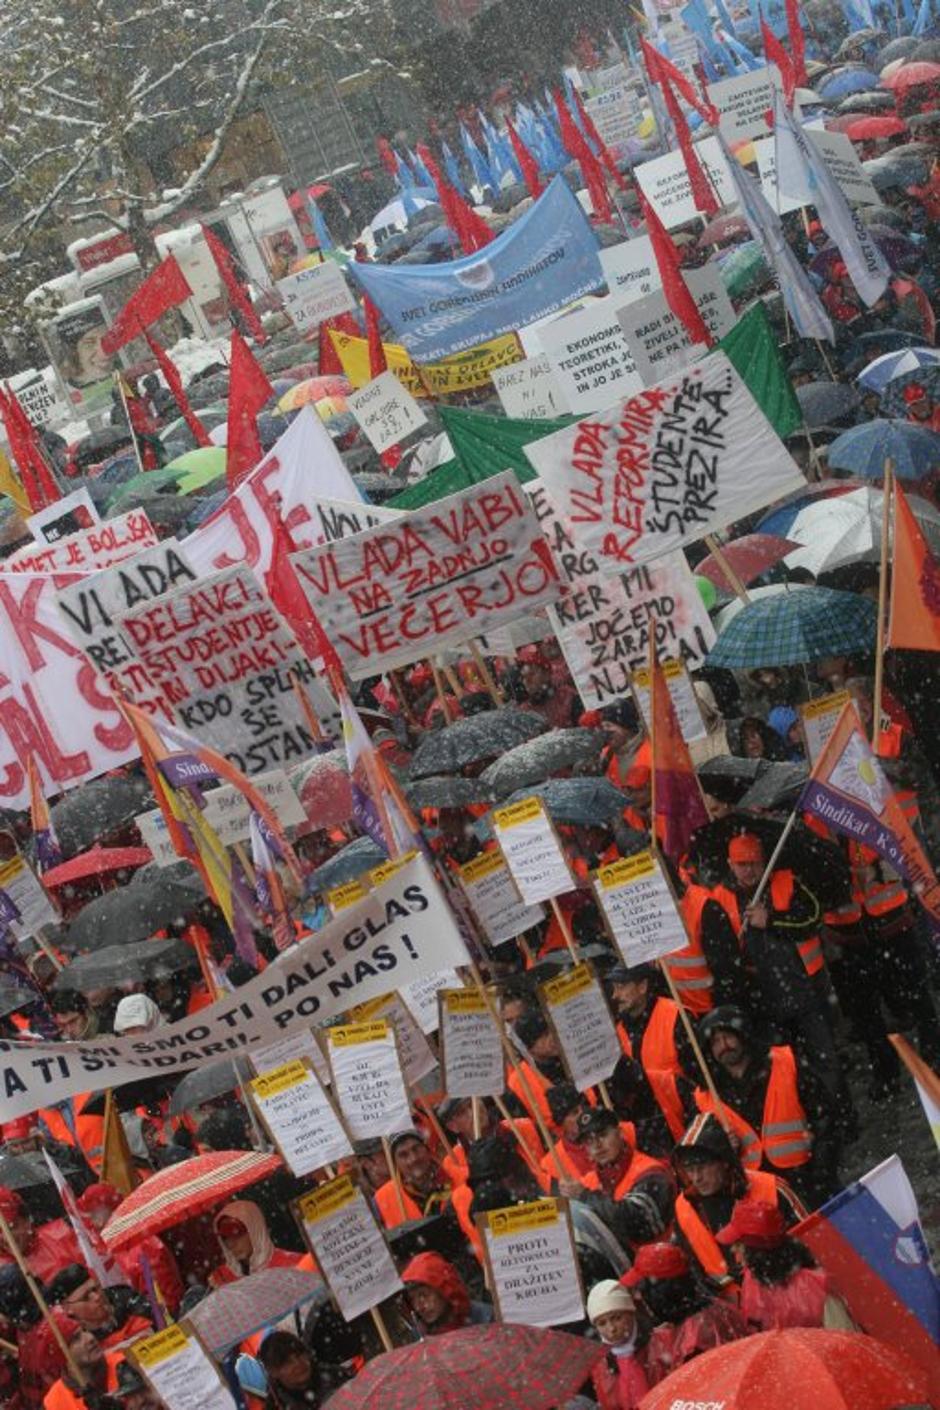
888, 481, 940, 652
650, 653, 708, 861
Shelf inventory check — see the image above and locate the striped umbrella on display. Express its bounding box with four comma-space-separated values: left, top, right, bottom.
102, 1150, 282, 1250
706, 588, 877, 668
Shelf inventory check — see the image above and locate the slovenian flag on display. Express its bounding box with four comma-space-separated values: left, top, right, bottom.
28, 755, 61, 872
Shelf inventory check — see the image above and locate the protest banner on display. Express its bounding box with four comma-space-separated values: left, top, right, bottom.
754, 129, 879, 213
349, 992, 437, 1086
347, 372, 428, 454
12, 373, 64, 430
121, 565, 329, 773
399, 968, 461, 1034
619, 268, 737, 387
632, 658, 707, 743
599, 237, 659, 307
27, 489, 99, 545
136, 766, 307, 866
326, 1020, 412, 1139
0, 855, 58, 940
250, 1022, 331, 1085
438, 988, 505, 1098
634, 137, 735, 231
707, 66, 782, 143
329, 329, 522, 396
291, 471, 561, 677
479, 1198, 584, 1327
539, 297, 643, 414
540, 964, 620, 1093
9, 510, 158, 575
594, 851, 688, 965
347, 177, 604, 363
491, 356, 566, 420
0, 853, 469, 1118
799, 689, 854, 765
276, 261, 355, 332
524, 352, 806, 569
249, 1057, 351, 1174
304, 496, 401, 548
492, 796, 574, 905
457, 850, 546, 945
296, 1176, 403, 1321
130, 1323, 233, 1410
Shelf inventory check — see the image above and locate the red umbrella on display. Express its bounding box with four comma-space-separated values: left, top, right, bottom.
102, 1150, 283, 1250
881, 60, 940, 90
697, 533, 801, 592
324, 1325, 604, 1410
41, 845, 153, 887
842, 115, 908, 139
638, 1329, 929, 1410
697, 213, 750, 247
295, 752, 353, 832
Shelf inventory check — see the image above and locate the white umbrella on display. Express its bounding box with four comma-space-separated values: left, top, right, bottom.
784, 486, 940, 576
368, 194, 436, 235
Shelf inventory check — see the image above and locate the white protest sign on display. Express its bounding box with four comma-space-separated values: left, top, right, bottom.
632, 658, 706, 743
136, 767, 306, 866
13, 374, 64, 429
439, 989, 505, 1099
297, 1176, 403, 1320
131, 1324, 233, 1410
249, 1058, 351, 1174
347, 371, 427, 454
492, 796, 574, 905
539, 297, 643, 414
525, 352, 806, 569
541, 964, 620, 1092
250, 1023, 331, 1086
491, 356, 566, 420
594, 851, 688, 965
26, 488, 100, 545
618, 267, 737, 388
0, 855, 57, 940
659, 18, 700, 81
276, 261, 355, 332
11, 510, 158, 575
400, 968, 461, 1035
290, 471, 561, 679
481, 1198, 584, 1326
350, 993, 437, 1086
304, 496, 402, 547
583, 81, 642, 149
458, 850, 546, 945
326, 1020, 412, 1139
635, 137, 736, 230
2, 853, 469, 1119
800, 690, 855, 765
600, 237, 660, 308
707, 66, 781, 143
754, 129, 879, 213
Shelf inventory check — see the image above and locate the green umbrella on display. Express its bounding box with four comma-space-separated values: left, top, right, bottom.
164, 445, 225, 474
719, 241, 771, 299
706, 587, 877, 668
174, 446, 227, 493
104, 464, 190, 511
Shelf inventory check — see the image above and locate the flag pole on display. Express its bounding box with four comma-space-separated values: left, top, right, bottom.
872, 457, 893, 749
467, 640, 504, 705
112, 372, 146, 477
704, 533, 750, 603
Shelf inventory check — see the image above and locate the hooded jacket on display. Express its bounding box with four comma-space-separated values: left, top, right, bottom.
211, 1200, 302, 1285
400, 1252, 492, 1334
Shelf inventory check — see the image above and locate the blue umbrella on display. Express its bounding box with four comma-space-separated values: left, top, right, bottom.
817, 67, 882, 98
796, 381, 860, 428
826, 418, 940, 480
706, 587, 877, 668
856, 346, 940, 392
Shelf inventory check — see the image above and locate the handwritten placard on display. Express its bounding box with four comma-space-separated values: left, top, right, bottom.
491, 355, 565, 420
492, 796, 574, 905
594, 851, 688, 965
541, 965, 620, 1093
480, 1198, 584, 1326
326, 1020, 411, 1139
250, 1059, 351, 1174
632, 658, 706, 744
439, 989, 505, 1098
297, 1176, 403, 1320
276, 261, 355, 332
347, 371, 428, 454
458, 850, 546, 945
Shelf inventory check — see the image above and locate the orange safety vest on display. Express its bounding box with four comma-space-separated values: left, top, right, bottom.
38, 1094, 105, 1172
541, 1120, 637, 1187
712, 870, 824, 978
581, 1145, 669, 1200
374, 1179, 452, 1230
45, 1354, 122, 1410
848, 789, 916, 919
646, 1067, 688, 1142
507, 1060, 556, 1133
447, 1118, 545, 1186
664, 886, 715, 1016
695, 1046, 813, 1170
616, 997, 681, 1075
675, 1169, 781, 1284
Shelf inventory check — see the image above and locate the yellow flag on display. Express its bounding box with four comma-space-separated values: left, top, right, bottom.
0, 450, 30, 513
101, 1091, 137, 1195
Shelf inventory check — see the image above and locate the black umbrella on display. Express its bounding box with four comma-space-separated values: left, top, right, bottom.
404, 776, 498, 810
697, 756, 765, 805
914, 38, 940, 63
796, 381, 860, 429
408, 707, 547, 779
496, 777, 636, 826
169, 1059, 242, 1117
62, 869, 205, 953
53, 937, 199, 992
738, 762, 810, 811
480, 728, 606, 797
687, 812, 850, 905
836, 91, 897, 112
0, 982, 42, 1020
876, 36, 920, 67
50, 774, 153, 858
307, 837, 386, 893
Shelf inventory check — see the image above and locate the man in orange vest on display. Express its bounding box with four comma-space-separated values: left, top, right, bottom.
45, 1264, 154, 1350
605, 964, 695, 1090
373, 1131, 459, 1230
506, 1009, 569, 1134
439, 1097, 545, 1186
696, 1007, 840, 1210
43, 1312, 123, 1410
672, 1113, 806, 1292
541, 1084, 594, 1184
559, 1108, 675, 1240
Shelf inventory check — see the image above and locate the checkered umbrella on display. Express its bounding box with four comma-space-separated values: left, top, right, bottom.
101, 1150, 283, 1250
187, 1267, 328, 1355
706, 587, 877, 669
323, 1325, 605, 1410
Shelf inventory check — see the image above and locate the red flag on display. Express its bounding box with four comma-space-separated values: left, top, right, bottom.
571, 88, 628, 193
100, 255, 192, 355
318, 313, 360, 375
761, 20, 796, 108
642, 39, 719, 126
376, 137, 398, 177
785, 0, 808, 88
0, 386, 44, 511
506, 118, 544, 201
355, 246, 389, 378
553, 90, 613, 224
225, 330, 273, 491
266, 514, 343, 674
641, 192, 714, 347
142, 327, 210, 447
201, 223, 267, 346
417, 143, 492, 254
888, 481, 940, 652
1, 385, 59, 507
650, 653, 709, 861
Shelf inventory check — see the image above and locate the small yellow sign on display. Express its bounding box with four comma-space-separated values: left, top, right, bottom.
597, 851, 655, 889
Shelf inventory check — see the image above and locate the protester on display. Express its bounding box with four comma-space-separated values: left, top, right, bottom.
44, 1264, 154, 1348
0, 1188, 83, 1284
42, 1311, 123, 1410
400, 1252, 492, 1335
75, 1183, 184, 1313
373, 1131, 457, 1228
211, 1201, 303, 1285
257, 1330, 348, 1410
585, 1280, 649, 1410
623, 1242, 748, 1381
560, 1109, 674, 1236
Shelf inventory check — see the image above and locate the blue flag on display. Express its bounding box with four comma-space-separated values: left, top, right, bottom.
442, 140, 467, 196
307, 198, 334, 252
460, 123, 497, 194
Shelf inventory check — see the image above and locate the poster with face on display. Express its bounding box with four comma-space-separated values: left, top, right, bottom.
45, 299, 115, 413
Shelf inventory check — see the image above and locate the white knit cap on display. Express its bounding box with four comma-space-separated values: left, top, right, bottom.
586, 1279, 635, 1321
113, 993, 163, 1034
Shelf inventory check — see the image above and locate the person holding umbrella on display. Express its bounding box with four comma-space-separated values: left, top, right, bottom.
622, 1242, 748, 1383
210, 1201, 303, 1286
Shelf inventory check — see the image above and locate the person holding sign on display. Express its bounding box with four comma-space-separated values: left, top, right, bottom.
373, 1131, 457, 1230
540, 1086, 594, 1184
604, 966, 695, 1141
506, 1009, 574, 1135
439, 1098, 545, 1185
210, 1201, 302, 1286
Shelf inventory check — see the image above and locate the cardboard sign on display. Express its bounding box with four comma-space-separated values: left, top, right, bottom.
632, 658, 706, 743
541, 964, 620, 1092
481, 1198, 584, 1326
347, 371, 427, 454
250, 1058, 351, 1174
350, 993, 437, 1086
400, 968, 461, 1035
618, 268, 737, 388
276, 261, 355, 332
131, 1323, 232, 1410
491, 356, 566, 421
297, 1176, 403, 1320
594, 851, 688, 965
326, 1020, 412, 1139
438, 989, 505, 1098
492, 796, 574, 905
457, 850, 546, 946
250, 1023, 330, 1086
304, 496, 402, 547
121, 566, 326, 773
599, 237, 659, 308
0, 854, 58, 940
634, 137, 735, 230
291, 471, 561, 678
707, 66, 781, 143
539, 298, 643, 414
136, 767, 306, 865
11, 510, 157, 575
524, 352, 806, 569
800, 689, 853, 765
27, 488, 100, 545
754, 129, 879, 214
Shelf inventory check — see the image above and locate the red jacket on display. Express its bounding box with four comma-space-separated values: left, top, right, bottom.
116, 1234, 184, 1316
740, 1266, 831, 1331
0, 1219, 83, 1284
592, 1347, 649, 1410
645, 1301, 748, 1384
